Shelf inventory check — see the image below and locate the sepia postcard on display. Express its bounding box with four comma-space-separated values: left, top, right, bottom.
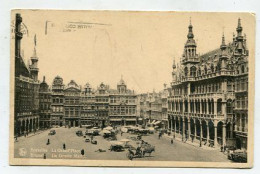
9, 10, 255, 168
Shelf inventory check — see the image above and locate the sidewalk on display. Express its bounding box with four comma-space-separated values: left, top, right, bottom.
163, 133, 221, 151
14, 129, 49, 143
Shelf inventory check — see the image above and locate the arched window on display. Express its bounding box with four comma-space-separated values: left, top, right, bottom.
190, 66, 197, 77
226, 99, 233, 114
217, 98, 222, 114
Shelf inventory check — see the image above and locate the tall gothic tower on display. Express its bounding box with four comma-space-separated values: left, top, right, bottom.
29, 34, 39, 81
181, 19, 199, 78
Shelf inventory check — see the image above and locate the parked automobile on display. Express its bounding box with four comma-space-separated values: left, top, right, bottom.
85, 129, 99, 136
48, 130, 56, 135
228, 149, 247, 163
76, 130, 83, 136
91, 140, 97, 145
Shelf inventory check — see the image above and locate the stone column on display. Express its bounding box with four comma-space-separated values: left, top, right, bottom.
170, 117, 173, 132
239, 115, 242, 131
178, 118, 181, 135
214, 101, 217, 115
174, 117, 176, 138
214, 123, 218, 147
194, 120, 197, 139
73, 120, 75, 127
222, 123, 226, 147
187, 118, 191, 140
230, 122, 234, 138
38, 118, 40, 130
20, 121, 23, 135
206, 121, 210, 144
200, 121, 203, 146
182, 118, 185, 141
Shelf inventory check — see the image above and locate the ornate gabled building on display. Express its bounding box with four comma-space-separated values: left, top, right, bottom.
14, 13, 40, 136
168, 18, 248, 149
39, 76, 52, 129
64, 80, 81, 127
108, 77, 137, 126
51, 76, 64, 126
80, 83, 96, 125
95, 82, 110, 127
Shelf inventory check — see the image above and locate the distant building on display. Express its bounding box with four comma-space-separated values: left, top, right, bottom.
39, 76, 52, 129
64, 80, 81, 127
138, 87, 169, 129
14, 13, 40, 136
80, 83, 96, 125
168, 19, 248, 149
51, 76, 64, 126
95, 82, 109, 127
108, 78, 137, 126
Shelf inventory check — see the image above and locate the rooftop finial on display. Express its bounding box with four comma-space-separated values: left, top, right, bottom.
236, 18, 243, 36
34, 34, 37, 47
222, 32, 226, 46
187, 17, 194, 39
43, 76, 46, 82
238, 18, 241, 28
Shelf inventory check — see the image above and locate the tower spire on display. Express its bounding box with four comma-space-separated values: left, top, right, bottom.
236, 18, 243, 37
172, 57, 176, 69
30, 33, 39, 81
221, 32, 226, 49
187, 18, 194, 39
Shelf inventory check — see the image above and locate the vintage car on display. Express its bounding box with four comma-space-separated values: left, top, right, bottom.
91, 140, 97, 145
48, 130, 56, 135
109, 141, 125, 152
76, 130, 83, 136
85, 129, 99, 136
228, 149, 247, 163
85, 138, 90, 142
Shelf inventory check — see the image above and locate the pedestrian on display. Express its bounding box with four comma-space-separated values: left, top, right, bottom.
121, 132, 123, 136
47, 138, 50, 145
171, 138, 173, 144
81, 149, 85, 156
63, 143, 66, 150
43, 153, 46, 159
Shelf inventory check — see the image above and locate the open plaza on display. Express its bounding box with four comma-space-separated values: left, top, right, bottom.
14, 126, 230, 162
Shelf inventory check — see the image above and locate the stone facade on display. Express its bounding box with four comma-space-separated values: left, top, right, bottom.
14, 14, 40, 136
109, 78, 137, 126
39, 76, 52, 129
167, 19, 248, 149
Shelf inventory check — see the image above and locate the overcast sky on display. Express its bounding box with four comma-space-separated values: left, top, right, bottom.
12, 10, 255, 93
